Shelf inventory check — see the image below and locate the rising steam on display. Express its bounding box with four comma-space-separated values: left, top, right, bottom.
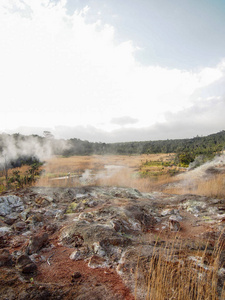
178, 154, 225, 186
0, 133, 69, 168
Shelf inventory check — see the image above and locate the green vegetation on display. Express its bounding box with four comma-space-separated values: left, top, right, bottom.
139, 158, 181, 178
0, 130, 225, 185
1, 130, 225, 159
63, 131, 225, 160
1, 163, 43, 191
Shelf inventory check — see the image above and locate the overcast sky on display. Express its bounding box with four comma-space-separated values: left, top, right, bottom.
1, 0, 225, 142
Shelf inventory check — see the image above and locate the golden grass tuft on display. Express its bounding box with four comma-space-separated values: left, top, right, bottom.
165, 173, 225, 199
135, 236, 225, 300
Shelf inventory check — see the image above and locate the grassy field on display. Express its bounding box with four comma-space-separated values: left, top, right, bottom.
1, 153, 225, 198
36, 154, 225, 199
35, 153, 179, 192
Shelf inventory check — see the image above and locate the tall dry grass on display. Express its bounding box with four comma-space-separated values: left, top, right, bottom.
135, 236, 225, 300
35, 154, 176, 191
164, 173, 225, 199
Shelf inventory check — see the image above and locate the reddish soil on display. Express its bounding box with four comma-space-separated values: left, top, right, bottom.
34, 235, 135, 300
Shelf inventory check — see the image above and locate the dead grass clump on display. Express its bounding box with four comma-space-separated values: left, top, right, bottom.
165, 174, 225, 199
195, 174, 225, 198
135, 237, 225, 300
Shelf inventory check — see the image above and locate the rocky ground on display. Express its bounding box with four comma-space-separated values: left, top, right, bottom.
1, 183, 225, 299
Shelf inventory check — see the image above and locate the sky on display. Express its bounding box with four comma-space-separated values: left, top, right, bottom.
1, 0, 225, 142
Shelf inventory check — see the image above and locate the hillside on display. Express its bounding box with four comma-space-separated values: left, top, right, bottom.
63, 130, 225, 156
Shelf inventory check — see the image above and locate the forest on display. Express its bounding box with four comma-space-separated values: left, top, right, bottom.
0, 130, 225, 169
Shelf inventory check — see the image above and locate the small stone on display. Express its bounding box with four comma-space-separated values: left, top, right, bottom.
169, 215, 182, 221
16, 254, 37, 274
44, 224, 57, 233
92, 242, 106, 257
169, 219, 181, 232
26, 213, 43, 225
71, 271, 82, 281
0, 249, 12, 266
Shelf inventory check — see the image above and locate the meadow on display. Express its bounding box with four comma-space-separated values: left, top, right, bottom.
1, 153, 224, 199
33, 154, 225, 199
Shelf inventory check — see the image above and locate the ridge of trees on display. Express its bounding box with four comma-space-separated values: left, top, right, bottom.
63, 130, 225, 158
0, 130, 224, 162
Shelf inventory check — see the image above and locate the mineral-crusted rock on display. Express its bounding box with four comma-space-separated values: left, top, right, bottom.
70, 247, 90, 261
92, 242, 106, 256
0, 226, 11, 233
60, 232, 84, 248
0, 195, 24, 217
88, 255, 108, 269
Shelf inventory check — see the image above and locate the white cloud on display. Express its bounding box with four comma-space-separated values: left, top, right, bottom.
111, 116, 139, 126
0, 0, 224, 139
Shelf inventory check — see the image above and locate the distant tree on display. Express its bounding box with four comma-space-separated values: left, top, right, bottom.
43, 131, 54, 139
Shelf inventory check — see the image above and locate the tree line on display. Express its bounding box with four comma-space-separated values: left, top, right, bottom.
0, 130, 225, 167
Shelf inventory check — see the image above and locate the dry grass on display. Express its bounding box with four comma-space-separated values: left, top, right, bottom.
135, 236, 225, 300
164, 173, 225, 199
3, 154, 225, 198
194, 174, 225, 198
35, 154, 177, 192
36, 154, 225, 198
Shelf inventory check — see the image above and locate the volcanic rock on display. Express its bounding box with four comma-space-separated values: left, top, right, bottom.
0, 195, 24, 216
16, 254, 37, 274
27, 232, 49, 254
0, 249, 12, 267
13, 221, 27, 232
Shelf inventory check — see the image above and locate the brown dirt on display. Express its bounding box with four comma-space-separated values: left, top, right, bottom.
35, 239, 134, 300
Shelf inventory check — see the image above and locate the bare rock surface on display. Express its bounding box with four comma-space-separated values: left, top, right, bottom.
0, 195, 24, 217
0, 186, 225, 299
